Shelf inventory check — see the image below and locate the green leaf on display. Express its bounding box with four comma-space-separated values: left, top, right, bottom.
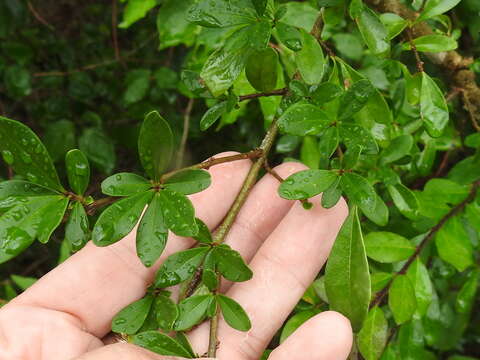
435, 216, 474, 272
380, 135, 413, 165
156, 1, 197, 50
325, 207, 371, 332
252, 0, 267, 16
356, 7, 390, 55
387, 184, 419, 220
310, 83, 344, 106
187, 0, 257, 28
174, 332, 196, 359
246, 48, 279, 92
112, 295, 154, 334
340, 173, 376, 216
364, 232, 415, 263
123, 69, 151, 105
420, 73, 449, 138
406, 258, 433, 316
417, 0, 462, 22
380, 13, 408, 40
155, 247, 209, 287
300, 136, 320, 169
279, 169, 339, 200
132, 331, 193, 358
138, 111, 174, 181
213, 244, 253, 282
276, 22, 303, 51
10, 274, 36, 290
175, 294, 214, 331
101, 173, 151, 197
159, 189, 198, 237
363, 194, 389, 227
3, 66, 31, 98
403, 35, 457, 52
358, 307, 388, 360
43, 120, 76, 163
388, 274, 417, 325
280, 309, 319, 343
200, 101, 228, 131
339, 123, 378, 154
202, 252, 218, 291
136, 193, 168, 268
193, 218, 213, 244
0, 116, 62, 190
79, 128, 116, 175
343, 145, 362, 170
0, 180, 57, 210
455, 269, 479, 314
92, 191, 153, 246
65, 149, 90, 196
65, 201, 89, 252
338, 79, 375, 121
321, 178, 343, 209
217, 294, 252, 331
278, 103, 333, 136
119, 0, 157, 28
318, 126, 339, 168
155, 293, 179, 331
295, 30, 326, 85
164, 169, 212, 195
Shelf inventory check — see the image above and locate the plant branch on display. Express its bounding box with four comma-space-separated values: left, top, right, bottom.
239, 88, 288, 101
111, 0, 121, 63
207, 296, 220, 357
27, 1, 55, 31
406, 28, 424, 73
176, 98, 195, 168
370, 180, 480, 308
86, 196, 117, 215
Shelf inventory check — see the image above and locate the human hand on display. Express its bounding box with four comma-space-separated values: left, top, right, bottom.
0, 152, 352, 360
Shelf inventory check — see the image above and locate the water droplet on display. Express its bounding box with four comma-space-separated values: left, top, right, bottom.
21, 138, 28, 146
115, 174, 122, 181
2, 150, 14, 165
20, 151, 32, 164
114, 318, 127, 325
26, 173, 38, 183
75, 163, 88, 176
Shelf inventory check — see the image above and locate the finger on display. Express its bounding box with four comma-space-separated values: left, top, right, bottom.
206, 195, 349, 359
220, 162, 307, 291
10, 152, 252, 337
74, 342, 215, 360
269, 311, 352, 360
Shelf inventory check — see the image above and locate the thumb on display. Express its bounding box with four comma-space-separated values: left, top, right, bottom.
74, 342, 216, 360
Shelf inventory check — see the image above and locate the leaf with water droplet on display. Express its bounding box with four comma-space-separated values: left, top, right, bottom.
278, 103, 333, 137
276, 22, 303, 51
339, 123, 378, 155
192, 218, 213, 244
111, 295, 154, 335
340, 172, 377, 217
199, 101, 228, 131
338, 79, 375, 121
138, 111, 174, 181
164, 169, 212, 195
101, 172, 151, 197
295, 29, 326, 85
92, 191, 153, 246
279, 169, 339, 200
0, 116, 62, 190
213, 244, 253, 282
174, 294, 214, 331
245, 47, 279, 92
154, 293, 179, 331
217, 294, 251, 331
136, 192, 168, 267
65, 201, 90, 252
420, 72, 449, 138
159, 189, 198, 237
187, 0, 257, 28
132, 330, 193, 358
0, 180, 57, 210
65, 149, 90, 196
155, 247, 209, 288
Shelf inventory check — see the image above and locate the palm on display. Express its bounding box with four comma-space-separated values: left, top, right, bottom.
0, 154, 351, 360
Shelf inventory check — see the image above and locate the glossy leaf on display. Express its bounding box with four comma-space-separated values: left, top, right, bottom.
217, 294, 252, 331
65, 201, 89, 252
136, 193, 168, 267
364, 232, 415, 263
339, 123, 378, 154
310, 83, 343, 106
295, 30, 326, 85
193, 218, 213, 244
338, 80, 375, 121
340, 173, 376, 216
388, 274, 417, 325
252, 0, 267, 15
155, 293, 179, 331
380, 13, 408, 39
300, 136, 320, 169
325, 207, 371, 331
358, 307, 388, 360
387, 183, 419, 220
138, 111, 174, 181
155, 247, 209, 288
417, 0, 462, 22
278, 103, 332, 136
79, 128, 116, 175
213, 244, 253, 282
435, 216, 474, 272
92, 191, 153, 246
132, 331, 193, 358
65, 149, 90, 195
187, 0, 257, 28
356, 7, 390, 55
279, 169, 339, 200
280, 310, 319, 343
163, 169, 212, 195
111, 295, 154, 335
318, 126, 339, 168
455, 269, 479, 314
0, 116, 62, 190
420, 72, 449, 138
200, 101, 228, 131
174, 294, 214, 331
0, 180, 57, 210
404, 34, 457, 53
321, 178, 342, 209
119, 0, 157, 28
407, 258, 433, 316
101, 173, 151, 197
246, 48, 279, 92
380, 135, 413, 165
276, 22, 303, 51
159, 189, 198, 237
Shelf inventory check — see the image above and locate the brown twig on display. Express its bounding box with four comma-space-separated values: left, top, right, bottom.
86, 196, 117, 215
176, 98, 195, 168
239, 88, 288, 102
434, 151, 451, 177
264, 160, 284, 183
370, 180, 480, 308
27, 1, 55, 31
461, 90, 480, 132
111, 0, 122, 63
406, 28, 424, 73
